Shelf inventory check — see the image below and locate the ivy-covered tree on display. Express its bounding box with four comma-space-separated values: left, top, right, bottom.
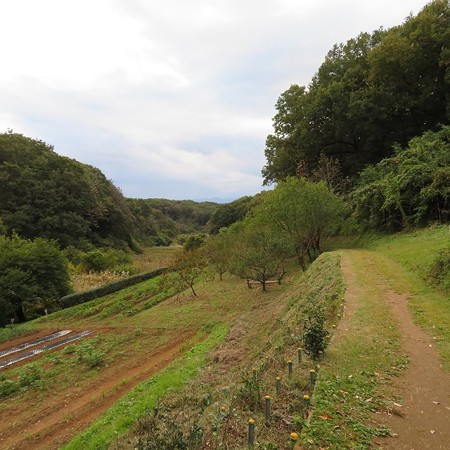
0, 235, 72, 325
351, 126, 450, 231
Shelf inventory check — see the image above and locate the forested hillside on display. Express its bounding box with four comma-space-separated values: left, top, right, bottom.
0, 132, 221, 250
0, 132, 135, 249
262, 0, 449, 184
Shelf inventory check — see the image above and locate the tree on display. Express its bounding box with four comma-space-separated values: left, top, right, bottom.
351, 126, 450, 231
0, 235, 72, 325
262, 1, 449, 185
0, 132, 135, 249
227, 219, 291, 291
207, 196, 258, 234
257, 178, 345, 270
167, 248, 207, 297
203, 232, 233, 281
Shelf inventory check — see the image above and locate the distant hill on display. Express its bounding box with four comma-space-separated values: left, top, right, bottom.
0, 132, 225, 249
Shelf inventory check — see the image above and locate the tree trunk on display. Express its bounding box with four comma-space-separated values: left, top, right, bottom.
15, 304, 26, 323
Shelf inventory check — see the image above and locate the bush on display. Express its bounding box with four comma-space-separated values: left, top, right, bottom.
0, 379, 19, 399
303, 314, 329, 359
75, 342, 104, 368
17, 363, 43, 388
428, 246, 450, 293
78, 249, 132, 273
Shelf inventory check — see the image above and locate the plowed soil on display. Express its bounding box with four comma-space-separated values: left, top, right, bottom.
0, 328, 193, 450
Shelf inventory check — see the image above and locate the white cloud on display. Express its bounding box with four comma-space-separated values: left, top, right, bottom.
0, 0, 428, 200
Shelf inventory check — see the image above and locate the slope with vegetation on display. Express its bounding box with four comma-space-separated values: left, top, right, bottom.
0, 2, 449, 448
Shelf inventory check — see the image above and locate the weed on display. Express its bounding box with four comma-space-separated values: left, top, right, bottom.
0, 379, 19, 399
18, 363, 44, 388
75, 343, 105, 369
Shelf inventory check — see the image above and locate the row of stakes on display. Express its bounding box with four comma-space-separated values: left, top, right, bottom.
247, 348, 319, 448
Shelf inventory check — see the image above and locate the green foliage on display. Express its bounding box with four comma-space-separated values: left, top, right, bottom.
302, 314, 329, 359
0, 132, 136, 249
203, 232, 234, 280
257, 177, 346, 270
166, 249, 207, 297
351, 127, 450, 231
263, 1, 449, 185
17, 363, 44, 388
227, 217, 290, 289
75, 342, 105, 369
0, 379, 19, 399
78, 248, 132, 273
0, 234, 72, 324
182, 233, 207, 251
207, 195, 261, 234
128, 198, 220, 246
427, 246, 450, 294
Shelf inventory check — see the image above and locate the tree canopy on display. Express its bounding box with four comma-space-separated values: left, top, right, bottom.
262, 0, 450, 185
0, 234, 72, 325
0, 132, 134, 249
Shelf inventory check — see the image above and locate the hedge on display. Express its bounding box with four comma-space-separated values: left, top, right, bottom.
59, 268, 167, 309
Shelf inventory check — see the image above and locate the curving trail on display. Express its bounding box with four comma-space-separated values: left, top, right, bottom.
340, 250, 450, 450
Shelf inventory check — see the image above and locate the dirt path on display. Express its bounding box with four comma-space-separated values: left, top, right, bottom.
341, 250, 450, 450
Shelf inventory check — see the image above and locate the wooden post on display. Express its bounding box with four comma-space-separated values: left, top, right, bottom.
248, 418, 255, 447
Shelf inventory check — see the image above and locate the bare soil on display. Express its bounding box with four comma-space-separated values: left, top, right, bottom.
341, 251, 450, 450
0, 328, 194, 450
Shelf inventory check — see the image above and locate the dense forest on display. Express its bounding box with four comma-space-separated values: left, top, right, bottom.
0, 0, 449, 326
262, 0, 449, 186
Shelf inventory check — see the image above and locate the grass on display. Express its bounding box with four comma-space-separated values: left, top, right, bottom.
301, 249, 403, 449
367, 225, 450, 369
63, 323, 229, 450
0, 323, 39, 344
2, 227, 449, 449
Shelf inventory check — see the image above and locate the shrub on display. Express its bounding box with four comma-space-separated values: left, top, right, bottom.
17, 363, 43, 388
0, 379, 19, 399
303, 314, 329, 359
75, 342, 104, 368
428, 246, 450, 293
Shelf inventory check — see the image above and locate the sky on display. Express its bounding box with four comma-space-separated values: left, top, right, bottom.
0, 0, 428, 202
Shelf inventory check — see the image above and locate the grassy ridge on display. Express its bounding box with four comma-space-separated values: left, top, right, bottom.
301, 250, 403, 449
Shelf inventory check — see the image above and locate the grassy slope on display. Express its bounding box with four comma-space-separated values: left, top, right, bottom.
1, 227, 448, 449
302, 225, 450, 449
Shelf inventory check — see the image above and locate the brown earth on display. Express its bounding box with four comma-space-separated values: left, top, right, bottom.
341, 251, 450, 450
0, 328, 194, 450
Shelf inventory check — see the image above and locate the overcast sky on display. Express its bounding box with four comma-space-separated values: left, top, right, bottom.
1, 0, 428, 202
